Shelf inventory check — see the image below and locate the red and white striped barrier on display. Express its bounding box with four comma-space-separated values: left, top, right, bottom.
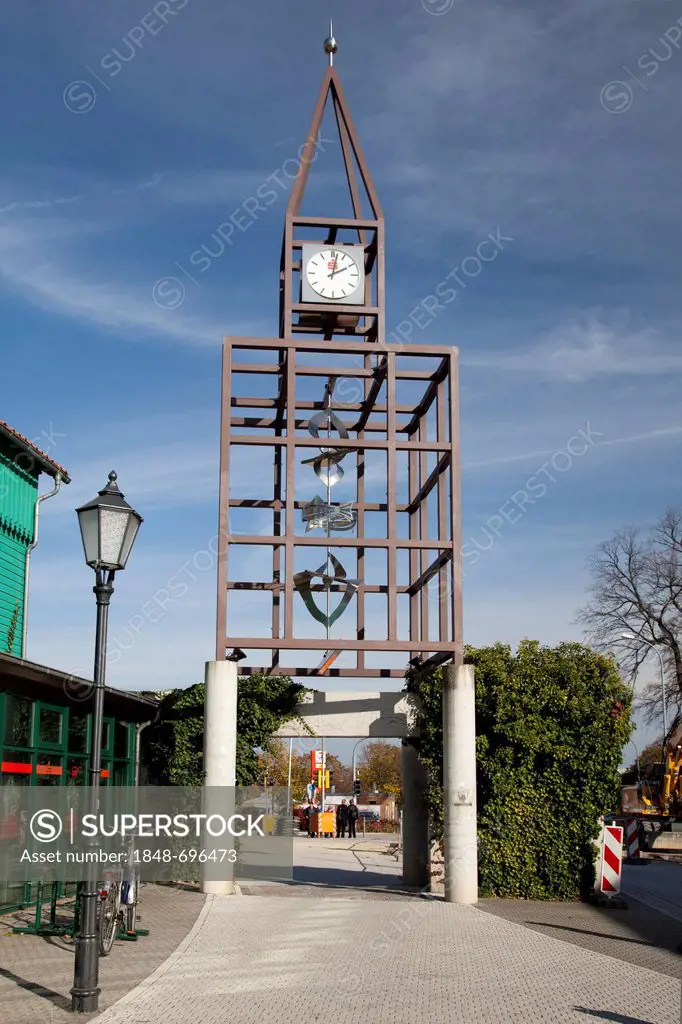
625, 818, 639, 860
600, 824, 623, 894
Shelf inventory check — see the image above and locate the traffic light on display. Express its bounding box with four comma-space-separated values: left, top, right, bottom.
316, 769, 323, 788
353, 779, 361, 796
324, 770, 330, 788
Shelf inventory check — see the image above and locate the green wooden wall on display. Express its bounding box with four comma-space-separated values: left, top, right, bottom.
0, 438, 40, 656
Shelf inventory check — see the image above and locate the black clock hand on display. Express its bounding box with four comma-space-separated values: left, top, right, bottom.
329, 265, 349, 279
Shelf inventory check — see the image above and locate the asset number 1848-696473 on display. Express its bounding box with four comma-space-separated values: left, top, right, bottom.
131, 848, 237, 863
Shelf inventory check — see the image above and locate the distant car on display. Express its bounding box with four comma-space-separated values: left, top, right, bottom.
358, 810, 380, 821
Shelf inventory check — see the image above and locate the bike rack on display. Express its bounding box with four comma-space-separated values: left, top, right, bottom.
11, 881, 77, 937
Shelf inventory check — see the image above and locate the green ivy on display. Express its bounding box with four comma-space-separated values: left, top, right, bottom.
143, 674, 310, 787
406, 641, 632, 900
4, 601, 20, 655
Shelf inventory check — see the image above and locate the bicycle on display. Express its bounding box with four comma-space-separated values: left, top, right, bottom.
98, 858, 140, 955
98, 870, 123, 956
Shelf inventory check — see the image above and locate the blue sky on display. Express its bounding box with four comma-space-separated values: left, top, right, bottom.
4, 0, 681, 760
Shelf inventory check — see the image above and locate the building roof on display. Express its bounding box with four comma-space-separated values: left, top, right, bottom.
0, 651, 158, 722
0, 420, 71, 483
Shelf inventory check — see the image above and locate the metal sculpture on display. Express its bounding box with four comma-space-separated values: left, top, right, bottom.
301, 497, 356, 533
295, 389, 359, 632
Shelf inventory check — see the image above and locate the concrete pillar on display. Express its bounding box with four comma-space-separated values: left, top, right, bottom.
443, 663, 478, 904
202, 659, 238, 895
401, 738, 430, 888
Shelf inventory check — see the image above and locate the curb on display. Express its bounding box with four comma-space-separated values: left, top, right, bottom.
588, 893, 628, 909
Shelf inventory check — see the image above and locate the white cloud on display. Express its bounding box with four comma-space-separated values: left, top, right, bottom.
462, 311, 682, 380
48, 441, 218, 514
0, 193, 83, 214
0, 211, 261, 347
464, 424, 682, 470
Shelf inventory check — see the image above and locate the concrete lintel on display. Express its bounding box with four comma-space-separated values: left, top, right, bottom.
276, 689, 420, 738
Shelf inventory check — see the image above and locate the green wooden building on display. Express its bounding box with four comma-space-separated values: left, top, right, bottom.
0, 419, 159, 910
0, 419, 71, 657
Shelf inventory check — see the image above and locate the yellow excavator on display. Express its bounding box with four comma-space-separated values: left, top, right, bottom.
621, 723, 682, 854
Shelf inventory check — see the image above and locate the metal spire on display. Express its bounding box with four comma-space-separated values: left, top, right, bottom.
323, 19, 338, 66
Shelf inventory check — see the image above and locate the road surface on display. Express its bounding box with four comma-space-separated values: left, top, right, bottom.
622, 860, 682, 923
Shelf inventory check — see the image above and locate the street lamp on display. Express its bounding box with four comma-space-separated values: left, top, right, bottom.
351, 738, 368, 791
620, 632, 669, 745
71, 472, 142, 1014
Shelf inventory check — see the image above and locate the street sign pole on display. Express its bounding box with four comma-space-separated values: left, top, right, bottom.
321, 738, 326, 826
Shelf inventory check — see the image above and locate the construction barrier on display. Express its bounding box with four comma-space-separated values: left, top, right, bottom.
600, 824, 623, 895
625, 818, 640, 860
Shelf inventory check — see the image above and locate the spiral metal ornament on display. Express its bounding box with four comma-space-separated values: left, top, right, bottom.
294, 383, 360, 631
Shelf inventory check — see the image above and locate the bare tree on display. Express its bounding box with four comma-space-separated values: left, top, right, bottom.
578, 506, 682, 740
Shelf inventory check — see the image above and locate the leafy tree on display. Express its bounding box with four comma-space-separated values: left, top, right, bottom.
143, 674, 310, 786
578, 507, 682, 738
327, 754, 353, 794
255, 745, 354, 800
257, 742, 311, 799
257, 738, 290, 786
621, 737, 666, 784
407, 641, 632, 900
357, 741, 401, 798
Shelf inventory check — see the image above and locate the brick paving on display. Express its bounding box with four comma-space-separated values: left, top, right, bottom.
89, 894, 681, 1024
2, 845, 681, 1024
479, 895, 682, 981
239, 882, 424, 898
0, 883, 205, 1024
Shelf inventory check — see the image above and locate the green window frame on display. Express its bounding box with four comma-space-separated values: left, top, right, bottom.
2, 693, 34, 749
0, 693, 136, 789
35, 703, 66, 751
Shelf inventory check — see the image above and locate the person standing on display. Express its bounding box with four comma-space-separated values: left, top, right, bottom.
347, 798, 358, 839
336, 799, 348, 838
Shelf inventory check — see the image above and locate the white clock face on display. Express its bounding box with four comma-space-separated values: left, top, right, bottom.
305, 248, 361, 300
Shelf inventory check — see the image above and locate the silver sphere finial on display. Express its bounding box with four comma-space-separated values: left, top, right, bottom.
323, 18, 337, 65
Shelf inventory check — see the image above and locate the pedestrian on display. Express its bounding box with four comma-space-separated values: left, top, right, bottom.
304, 803, 312, 837
336, 799, 348, 838
347, 798, 358, 838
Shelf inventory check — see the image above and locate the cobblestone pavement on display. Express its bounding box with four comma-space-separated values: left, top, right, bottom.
0, 884, 205, 1024
91, 893, 681, 1024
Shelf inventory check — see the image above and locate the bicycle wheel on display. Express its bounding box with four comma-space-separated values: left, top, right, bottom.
98, 882, 121, 956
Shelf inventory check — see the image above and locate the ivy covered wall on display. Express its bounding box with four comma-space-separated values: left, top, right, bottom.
143, 674, 309, 786
406, 641, 632, 900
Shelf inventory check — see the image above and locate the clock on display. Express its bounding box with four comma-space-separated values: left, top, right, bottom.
300, 243, 365, 305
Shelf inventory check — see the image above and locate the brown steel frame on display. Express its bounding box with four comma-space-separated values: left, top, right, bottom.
214, 65, 462, 678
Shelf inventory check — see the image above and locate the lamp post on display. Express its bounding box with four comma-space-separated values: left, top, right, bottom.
71, 472, 142, 1014
620, 632, 669, 745
351, 738, 369, 793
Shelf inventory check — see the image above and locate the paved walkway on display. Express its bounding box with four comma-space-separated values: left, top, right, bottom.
0, 884, 205, 1024
89, 893, 680, 1024
2, 844, 680, 1023
240, 834, 406, 896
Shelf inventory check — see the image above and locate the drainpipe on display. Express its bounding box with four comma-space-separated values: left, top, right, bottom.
125, 716, 157, 928
22, 472, 62, 658
134, 714, 159, 787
